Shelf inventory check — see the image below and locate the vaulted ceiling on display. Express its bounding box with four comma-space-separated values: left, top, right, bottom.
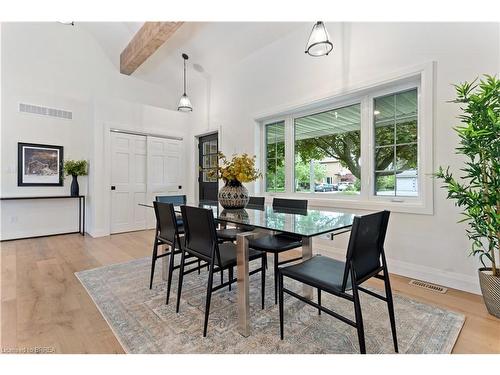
80, 22, 307, 90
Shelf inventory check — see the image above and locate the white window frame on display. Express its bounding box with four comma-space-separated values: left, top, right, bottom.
256, 62, 434, 215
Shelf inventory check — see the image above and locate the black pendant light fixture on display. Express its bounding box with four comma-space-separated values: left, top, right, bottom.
177, 53, 193, 112
305, 21, 333, 57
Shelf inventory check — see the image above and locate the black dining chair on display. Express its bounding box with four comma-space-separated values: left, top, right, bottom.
149, 201, 204, 295
216, 196, 265, 243
278, 210, 398, 354
248, 198, 307, 304
176, 205, 267, 337
156, 195, 187, 228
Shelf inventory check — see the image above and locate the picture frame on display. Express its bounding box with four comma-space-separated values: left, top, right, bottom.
17, 142, 64, 186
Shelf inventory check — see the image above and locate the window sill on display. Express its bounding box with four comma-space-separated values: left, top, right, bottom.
264, 192, 433, 215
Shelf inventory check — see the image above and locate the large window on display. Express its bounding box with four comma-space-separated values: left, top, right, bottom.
260, 66, 433, 214
374, 89, 418, 196
265, 121, 285, 192
294, 103, 361, 194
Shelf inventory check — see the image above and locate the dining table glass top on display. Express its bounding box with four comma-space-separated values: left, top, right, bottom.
141, 200, 355, 238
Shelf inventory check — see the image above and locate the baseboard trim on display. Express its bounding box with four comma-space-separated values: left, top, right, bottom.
318, 245, 481, 295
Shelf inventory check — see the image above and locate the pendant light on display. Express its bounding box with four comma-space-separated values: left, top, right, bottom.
177, 53, 193, 112
305, 21, 333, 57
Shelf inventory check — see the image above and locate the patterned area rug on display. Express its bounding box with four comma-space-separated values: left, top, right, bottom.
75, 257, 464, 354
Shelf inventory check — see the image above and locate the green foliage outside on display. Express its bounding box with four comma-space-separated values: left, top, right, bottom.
376, 175, 395, 192
295, 156, 327, 192
64, 160, 88, 177
436, 75, 499, 276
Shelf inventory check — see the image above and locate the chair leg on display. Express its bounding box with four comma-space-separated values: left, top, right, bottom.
149, 240, 159, 289
220, 269, 224, 285
274, 253, 279, 304
383, 272, 399, 353
318, 288, 322, 315
261, 255, 266, 310
175, 250, 186, 313
279, 272, 284, 340
203, 261, 215, 337
352, 284, 366, 354
198, 259, 201, 275
165, 245, 175, 305
228, 266, 233, 291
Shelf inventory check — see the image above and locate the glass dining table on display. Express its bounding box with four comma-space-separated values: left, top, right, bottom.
139, 200, 355, 337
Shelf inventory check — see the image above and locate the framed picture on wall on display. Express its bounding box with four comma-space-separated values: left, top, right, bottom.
17, 142, 64, 186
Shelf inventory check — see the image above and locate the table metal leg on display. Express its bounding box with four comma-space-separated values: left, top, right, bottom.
82, 197, 85, 235
236, 231, 254, 337
161, 245, 171, 281
302, 236, 313, 299
78, 197, 82, 235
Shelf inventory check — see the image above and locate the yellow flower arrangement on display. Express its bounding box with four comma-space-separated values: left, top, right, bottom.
210, 152, 262, 185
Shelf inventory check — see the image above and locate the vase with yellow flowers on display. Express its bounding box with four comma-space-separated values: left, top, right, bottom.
210, 152, 262, 209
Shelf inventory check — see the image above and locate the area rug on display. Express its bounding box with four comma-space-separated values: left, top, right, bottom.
75, 257, 465, 354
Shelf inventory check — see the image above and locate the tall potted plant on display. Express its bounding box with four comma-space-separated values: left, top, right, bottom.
212, 152, 261, 209
64, 159, 88, 197
436, 75, 499, 318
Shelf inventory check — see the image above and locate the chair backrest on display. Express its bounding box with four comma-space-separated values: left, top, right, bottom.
153, 201, 180, 245
181, 205, 219, 262
156, 195, 187, 205
248, 196, 265, 207
342, 210, 390, 289
272, 198, 308, 210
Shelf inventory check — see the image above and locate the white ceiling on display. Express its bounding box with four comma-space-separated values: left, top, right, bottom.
79, 22, 307, 89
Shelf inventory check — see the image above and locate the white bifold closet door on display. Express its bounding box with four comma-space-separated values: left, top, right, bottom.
110, 133, 184, 234
145, 136, 183, 228
110, 132, 148, 234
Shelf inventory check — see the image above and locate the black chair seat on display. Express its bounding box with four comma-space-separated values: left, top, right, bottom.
217, 228, 242, 241
217, 243, 263, 268
280, 255, 352, 293
217, 226, 254, 241
248, 233, 302, 253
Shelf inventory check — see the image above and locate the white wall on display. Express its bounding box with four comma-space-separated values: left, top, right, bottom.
186, 22, 500, 293
0, 22, 189, 239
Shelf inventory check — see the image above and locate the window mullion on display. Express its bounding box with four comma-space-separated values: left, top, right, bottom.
284, 115, 294, 194
360, 95, 372, 200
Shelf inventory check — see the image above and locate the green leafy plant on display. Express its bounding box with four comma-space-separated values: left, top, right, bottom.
64, 159, 88, 177
436, 75, 499, 276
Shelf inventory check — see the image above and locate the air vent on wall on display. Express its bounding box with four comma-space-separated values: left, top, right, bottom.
19, 103, 72, 120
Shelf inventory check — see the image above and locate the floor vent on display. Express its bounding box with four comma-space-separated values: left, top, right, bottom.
19, 103, 72, 120
409, 279, 448, 293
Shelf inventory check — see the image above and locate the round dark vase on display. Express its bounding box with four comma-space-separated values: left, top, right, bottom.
218, 180, 249, 209
70, 174, 80, 197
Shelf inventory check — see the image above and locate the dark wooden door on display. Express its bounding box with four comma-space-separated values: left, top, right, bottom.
198, 133, 218, 201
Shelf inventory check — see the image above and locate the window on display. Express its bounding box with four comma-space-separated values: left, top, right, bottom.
294, 103, 361, 194
374, 89, 418, 196
265, 121, 285, 192
259, 64, 433, 214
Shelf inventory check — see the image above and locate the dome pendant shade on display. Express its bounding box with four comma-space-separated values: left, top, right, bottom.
177, 53, 193, 112
305, 21, 333, 57
177, 94, 193, 112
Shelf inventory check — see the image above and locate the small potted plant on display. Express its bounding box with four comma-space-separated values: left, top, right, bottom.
64, 159, 88, 197
211, 152, 262, 209
436, 75, 499, 318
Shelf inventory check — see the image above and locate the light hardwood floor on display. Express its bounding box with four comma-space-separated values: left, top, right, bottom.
1, 231, 499, 354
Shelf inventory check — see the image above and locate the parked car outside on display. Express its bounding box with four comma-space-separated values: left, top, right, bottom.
314, 183, 336, 192
337, 182, 351, 191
